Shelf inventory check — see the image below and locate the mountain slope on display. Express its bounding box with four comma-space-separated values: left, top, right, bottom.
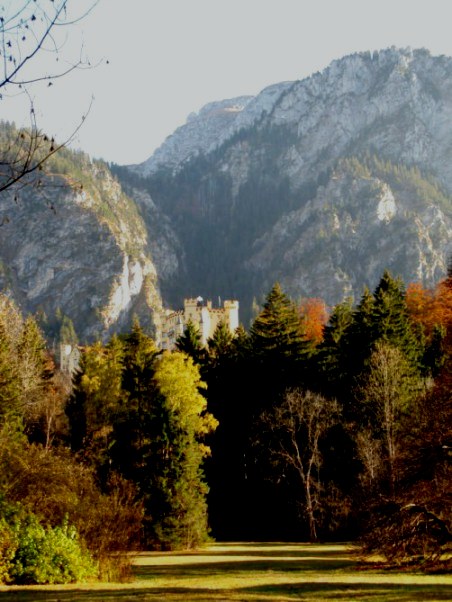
2, 47, 452, 341
122, 47, 452, 322
0, 139, 164, 343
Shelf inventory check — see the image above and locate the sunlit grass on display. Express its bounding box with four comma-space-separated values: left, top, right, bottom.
1, 542, 451, 601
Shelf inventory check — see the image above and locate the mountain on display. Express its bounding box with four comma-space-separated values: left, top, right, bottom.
0, 137, 163, 343
1, 47, 452, 340
119, 47, 452, 322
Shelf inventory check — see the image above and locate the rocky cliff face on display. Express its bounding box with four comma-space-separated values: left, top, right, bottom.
130, 83, 292, 176
246, 158, 451, 304
125, 47, 452, 322
0, 147, 164, 343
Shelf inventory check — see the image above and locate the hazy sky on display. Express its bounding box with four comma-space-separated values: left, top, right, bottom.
3, 0, 452, 165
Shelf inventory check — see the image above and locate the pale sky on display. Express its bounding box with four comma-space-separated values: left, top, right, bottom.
3, 0, 452, 165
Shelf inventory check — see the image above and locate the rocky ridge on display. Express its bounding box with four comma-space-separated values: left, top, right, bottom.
2, 47, 452, 341
0, 146, 164, 342
124, 47, 452, 321
131, 83, 293, 176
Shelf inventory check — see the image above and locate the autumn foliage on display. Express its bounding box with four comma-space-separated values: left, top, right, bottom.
298, 298, 329, 345
406, 279, 452, 338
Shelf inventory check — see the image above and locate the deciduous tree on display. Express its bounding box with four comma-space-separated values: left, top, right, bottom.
298, 297, 329, 346
261, 389, 341, 542
356, 341, 422, 495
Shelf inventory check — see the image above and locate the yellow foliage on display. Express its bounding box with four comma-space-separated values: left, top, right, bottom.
153, 351, 217, 436
80, 373, 101, 395
154, 352, 206, 414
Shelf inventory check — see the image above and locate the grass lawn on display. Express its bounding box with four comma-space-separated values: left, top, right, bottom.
0, 542, 451, 601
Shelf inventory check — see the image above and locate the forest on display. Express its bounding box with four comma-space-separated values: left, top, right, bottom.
0, 268, 450, 584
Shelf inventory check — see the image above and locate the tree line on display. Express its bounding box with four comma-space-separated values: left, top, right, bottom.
0, 268, 450, 584
183, 269, 452, 566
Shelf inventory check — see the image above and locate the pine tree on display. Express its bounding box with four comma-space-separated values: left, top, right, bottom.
250, 283, 310, 362
59, 316, 78, 346
371, 271, 421, 368
341, 273, 423, 400
0, 322, 20, 422
176, 320, 205, 365
346, 286, 375, 357
67, 336, 125, 473
110, 347, 216, 550
207, 320, 233, 363
317, 299, 354, 398
203, 322, 254, 540
17, 316, 52, 414
151, 351, 217, 549
235, 284, 316, 538
110, 320, 158, 494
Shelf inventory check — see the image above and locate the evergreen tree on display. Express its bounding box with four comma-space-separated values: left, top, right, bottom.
338, 273, 423, 415
108, 321, 158, 510
207, 320, 233, 363
110, 346, 217, 549
150, 351, 217, 549
317, 299, 354, 398
0, 306, 51, 428
176, 319, 205, 365
67, 336, 125, 474
228, 284, 317, 538
203, 323, 255, 540
342, 286, 375, 385
69, 320, 216, 550
0, 322, 20, 422
371, 271, 421, 368
231, 324, 252, 358
59, 316, 78, 346
250, 283, 308, 361
17, 316, 52, 413
422, 324, 446, 377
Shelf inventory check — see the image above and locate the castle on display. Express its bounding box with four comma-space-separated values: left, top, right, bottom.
160, 297, 239, 350
57, 297, 239, 373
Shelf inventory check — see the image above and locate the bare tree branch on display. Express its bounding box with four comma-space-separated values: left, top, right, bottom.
0, 1, 100, 197
262, 389, 341, 542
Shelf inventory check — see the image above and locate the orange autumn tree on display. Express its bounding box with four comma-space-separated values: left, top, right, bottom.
406, 279, 452, 338
298, 298, 329, 346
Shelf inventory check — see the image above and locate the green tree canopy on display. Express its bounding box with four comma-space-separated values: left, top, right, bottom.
250, 282, 309, 361
176, 319, 205, 365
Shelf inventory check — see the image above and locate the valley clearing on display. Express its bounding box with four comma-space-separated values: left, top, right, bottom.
0, 542, 451, 601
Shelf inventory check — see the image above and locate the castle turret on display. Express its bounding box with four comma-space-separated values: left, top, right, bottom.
224, 300, 239, 332
160, 296, 239, 350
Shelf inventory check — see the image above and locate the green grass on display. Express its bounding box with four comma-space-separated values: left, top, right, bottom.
0, 542, 451, 601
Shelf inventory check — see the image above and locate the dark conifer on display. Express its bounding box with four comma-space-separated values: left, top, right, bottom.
317, 298, 354, 398
207, 321, 234, 367
250, 282, 309, 361
372, 271, 422, 369
176, 319, 205, 365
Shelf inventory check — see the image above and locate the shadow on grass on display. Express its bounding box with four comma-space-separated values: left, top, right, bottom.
237, 581, 452, 600
1, 544, 451, 601
1, 582, 452, 601
133, 556, 353, 579
166, 546, 355, 560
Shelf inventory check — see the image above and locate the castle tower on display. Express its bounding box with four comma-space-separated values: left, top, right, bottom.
160, 296, 239, 350
223, 300, 239, 332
